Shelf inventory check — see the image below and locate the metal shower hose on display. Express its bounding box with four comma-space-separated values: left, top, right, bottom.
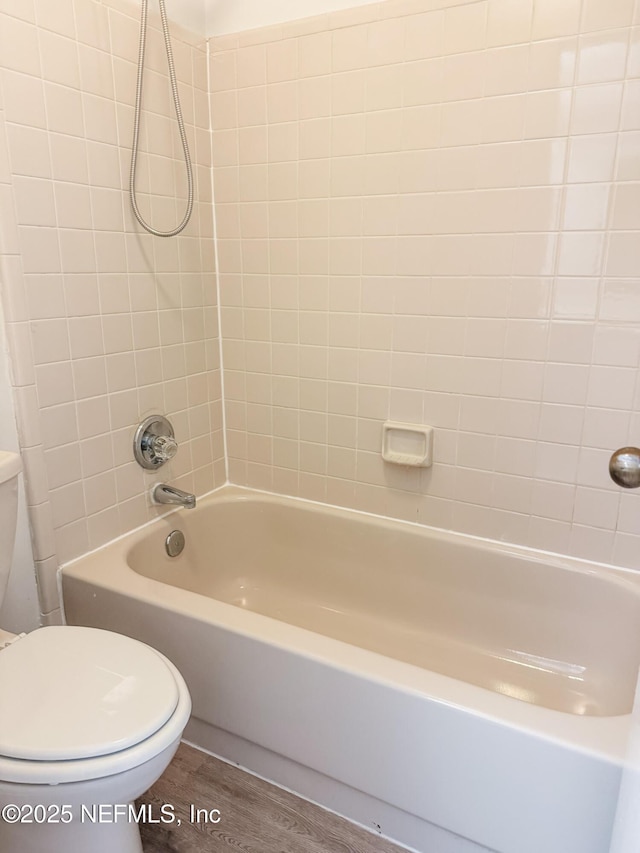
129, 0, 194, 237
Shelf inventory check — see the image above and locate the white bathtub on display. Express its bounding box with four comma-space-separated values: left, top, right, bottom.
61, 486, 640, 853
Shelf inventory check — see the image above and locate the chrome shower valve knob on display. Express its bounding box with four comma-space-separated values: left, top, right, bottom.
134, 415, 178, 469
149, 433, 178, 463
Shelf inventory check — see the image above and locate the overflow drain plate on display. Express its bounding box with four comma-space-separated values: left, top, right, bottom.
165, 530, 185, 558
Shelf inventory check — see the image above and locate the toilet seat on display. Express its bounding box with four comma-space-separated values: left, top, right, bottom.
0, 626, 179, 761
0, 627, 192, 785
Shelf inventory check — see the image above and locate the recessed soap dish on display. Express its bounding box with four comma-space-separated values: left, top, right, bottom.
382, 421, 433, 467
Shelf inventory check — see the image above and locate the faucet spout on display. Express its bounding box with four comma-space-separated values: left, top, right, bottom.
152, 483, 196, 510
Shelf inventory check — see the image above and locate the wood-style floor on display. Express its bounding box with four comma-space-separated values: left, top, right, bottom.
138, 743, 408, 853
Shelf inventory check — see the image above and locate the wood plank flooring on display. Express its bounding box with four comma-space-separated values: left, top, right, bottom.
138, 742, 408, 853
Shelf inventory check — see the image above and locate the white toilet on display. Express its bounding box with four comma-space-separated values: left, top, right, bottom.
0, 451, 192, 853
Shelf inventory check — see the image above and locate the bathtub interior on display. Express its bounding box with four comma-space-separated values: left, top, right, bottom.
125, 492, 640, 718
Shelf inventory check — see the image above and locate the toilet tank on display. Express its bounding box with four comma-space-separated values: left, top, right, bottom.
0, 452, 22, 608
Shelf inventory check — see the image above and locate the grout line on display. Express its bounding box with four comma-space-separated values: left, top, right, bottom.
207, 38, 230, 484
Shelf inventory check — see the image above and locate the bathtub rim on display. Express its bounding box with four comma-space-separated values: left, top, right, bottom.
60, 484, 640, 765
65, 483, 640, 584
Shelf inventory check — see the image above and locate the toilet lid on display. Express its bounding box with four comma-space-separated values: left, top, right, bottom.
0, 626, 180, 761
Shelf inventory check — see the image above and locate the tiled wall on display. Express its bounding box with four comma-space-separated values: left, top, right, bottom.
0, 0, 225, 623
2, 0, 640, 626
210, 0, 640, 570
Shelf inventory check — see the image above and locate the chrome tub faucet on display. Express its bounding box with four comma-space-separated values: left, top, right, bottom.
152, 483, 196, 510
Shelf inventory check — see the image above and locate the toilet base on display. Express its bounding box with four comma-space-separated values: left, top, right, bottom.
0, 804, 144, 853
0, 740, 180, 853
